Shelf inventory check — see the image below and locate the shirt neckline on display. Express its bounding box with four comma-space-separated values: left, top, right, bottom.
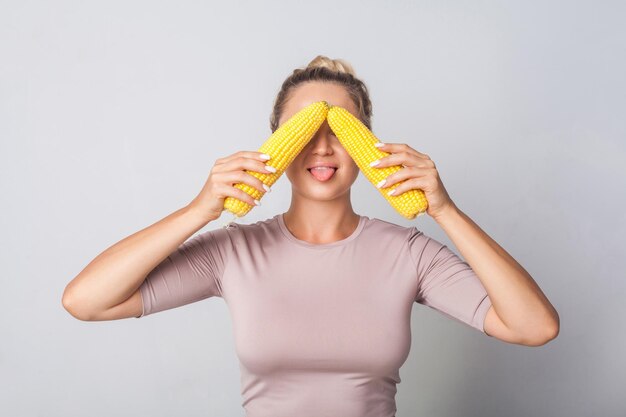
276, 212, 366, 249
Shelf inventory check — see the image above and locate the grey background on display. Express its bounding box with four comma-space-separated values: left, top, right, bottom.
1, 1, 624, 416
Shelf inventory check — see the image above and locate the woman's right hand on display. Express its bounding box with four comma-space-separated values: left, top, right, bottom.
187, 151, 274, 222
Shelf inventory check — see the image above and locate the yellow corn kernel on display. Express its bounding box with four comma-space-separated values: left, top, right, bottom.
224, 100, 329, 217
326, 105, 428, 220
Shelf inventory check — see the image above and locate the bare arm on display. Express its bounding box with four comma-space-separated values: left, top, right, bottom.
433, 204, 560, 346
61, 149, 273, 321
61, 205, 214, 321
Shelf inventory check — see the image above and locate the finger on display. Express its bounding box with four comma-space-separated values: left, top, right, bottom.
220, 170, 270, 195
215, 151, 272, 166
215, 182, 260, 207
369, 151, 428, 169
375, 166, 433, 189
214, 155, 277, 175
384, 177, 428, 197
375, 142, 431, 160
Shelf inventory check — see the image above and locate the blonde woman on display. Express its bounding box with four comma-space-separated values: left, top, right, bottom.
63, 55, 559, 417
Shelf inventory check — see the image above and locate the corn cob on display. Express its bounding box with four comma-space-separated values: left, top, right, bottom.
326, 105, 428, 220
224, 100, 329, 217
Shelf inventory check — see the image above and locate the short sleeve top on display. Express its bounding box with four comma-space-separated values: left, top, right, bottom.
138, 213, 492, 417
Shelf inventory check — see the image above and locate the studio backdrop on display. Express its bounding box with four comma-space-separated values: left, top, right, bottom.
1, 1, 624, 416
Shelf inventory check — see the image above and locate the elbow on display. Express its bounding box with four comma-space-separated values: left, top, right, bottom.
523, 317, 560, 347
62, 288, 93, 321
525, 327, 558, 347
520, 305, 560, 347
541, 310, 561, 344
543, 314, 560, 343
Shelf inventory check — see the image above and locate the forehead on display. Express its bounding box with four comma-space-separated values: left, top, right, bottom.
281, 81, 358, 122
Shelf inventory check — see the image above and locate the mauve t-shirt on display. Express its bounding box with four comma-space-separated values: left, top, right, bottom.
137, 213, 492, 417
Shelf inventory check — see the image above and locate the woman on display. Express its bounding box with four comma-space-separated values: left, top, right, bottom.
62, 55, 559, 417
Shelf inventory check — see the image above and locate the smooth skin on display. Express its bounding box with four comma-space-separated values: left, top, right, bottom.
369, 141, 559, 346
62, 145, 276, 320
280, 81, 559, 346
64, 80, 560, 348
281, 81, 362, 244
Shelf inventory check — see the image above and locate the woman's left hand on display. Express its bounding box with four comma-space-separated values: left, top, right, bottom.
371, 142, 457, 220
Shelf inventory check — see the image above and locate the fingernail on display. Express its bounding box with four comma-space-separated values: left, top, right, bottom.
260, 154, 271, 160
254, 199, 261, 206
387, 189, 396, 196
374, 143, 385, 148
376, 179, 386, 188
265, 165, 277, 173
369, 160, 380, 167
262, 184, 271, 192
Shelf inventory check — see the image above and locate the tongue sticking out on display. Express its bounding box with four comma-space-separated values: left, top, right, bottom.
309, 167, 336, 181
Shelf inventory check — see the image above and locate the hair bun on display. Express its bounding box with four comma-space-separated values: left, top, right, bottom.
305, 55, 357, 77
271, 55, 372, 133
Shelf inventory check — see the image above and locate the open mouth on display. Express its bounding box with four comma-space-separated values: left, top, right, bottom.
307, 167, 338, 182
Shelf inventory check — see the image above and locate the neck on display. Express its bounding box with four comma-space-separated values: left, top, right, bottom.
282, 197, 360, 245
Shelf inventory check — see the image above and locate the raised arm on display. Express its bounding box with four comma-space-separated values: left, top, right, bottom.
61, 149, 273, 321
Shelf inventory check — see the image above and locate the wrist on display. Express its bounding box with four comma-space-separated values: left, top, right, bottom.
431, 202, 460, 224
184, 202, 218, 225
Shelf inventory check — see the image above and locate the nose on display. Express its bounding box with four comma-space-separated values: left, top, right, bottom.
309, 122, 335, 154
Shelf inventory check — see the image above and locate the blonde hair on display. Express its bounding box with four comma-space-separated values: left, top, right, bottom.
269, 55, 373, 133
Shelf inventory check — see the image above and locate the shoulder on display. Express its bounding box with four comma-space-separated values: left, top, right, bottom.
364, 215, 417, 234
364, 217, 445, 263
222, 215, 278, 233
211, 214, 282, 245
362, 216, 421, 246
